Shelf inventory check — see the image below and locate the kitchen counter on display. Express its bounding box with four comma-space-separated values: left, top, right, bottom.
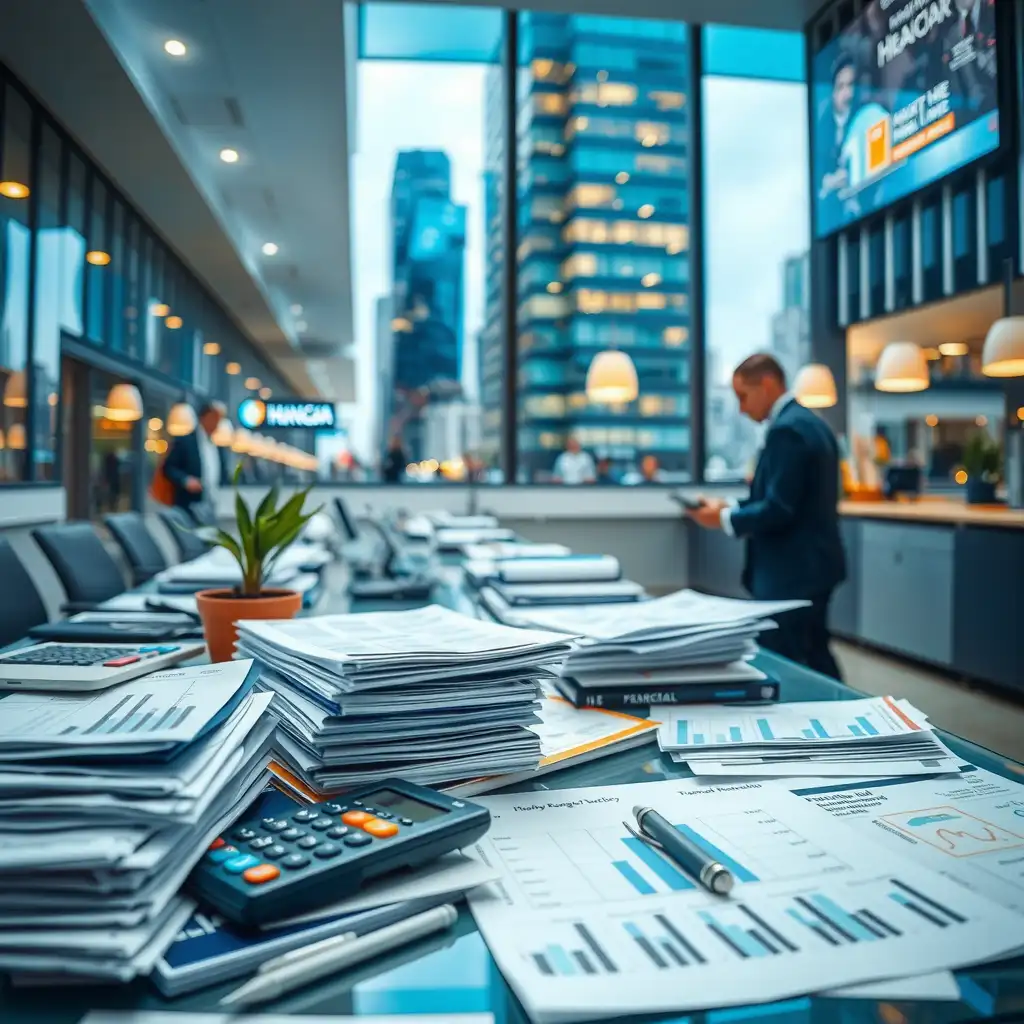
840, 497, 1024, 529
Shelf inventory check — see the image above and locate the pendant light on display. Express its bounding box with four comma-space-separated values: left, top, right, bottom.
166, 402, 197, 437
793, 364, 837, 409
3, 370, 27, 408
586, 350, 638, 404
232, 427, 251, 453
981, 317, 1024, 378
211, 417, 234, 448
7, 422, 26, 450
874, 342, 929, 393
104, 382, 143, 422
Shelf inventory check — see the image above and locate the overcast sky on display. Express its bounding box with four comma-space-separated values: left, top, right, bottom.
345, 63, 808, 460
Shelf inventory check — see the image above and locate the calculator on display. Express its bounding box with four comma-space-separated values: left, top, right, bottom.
0, 641, 206, 692
189, 779, 492, 926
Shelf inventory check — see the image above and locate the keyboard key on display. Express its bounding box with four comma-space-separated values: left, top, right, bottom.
223, 853, 261, 874
103, 655, 141, 667
293, 810, 317, 823
374, 811, 394, 820
363, 819, 399, 839
314, 843, 342, 859
207, 845, 237, 864
323, 802, 344, 814
281, 853, 310, 870
326, 826, 349, 839
280, 828, 305, 841
249, 836, 275, 851
310, 817, 334, 831
263, 819, 289, 833
343, 832, 372, 848
296, 836, 319, 850
341, 810, 374, 827
399, 818, 414, 827
243, 864, 281, 884
352, 800, 363, 806
233, 827, 258, 842
263, 844, 287, 860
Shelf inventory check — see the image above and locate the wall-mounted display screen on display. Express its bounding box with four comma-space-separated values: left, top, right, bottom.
813, 0, 999, 238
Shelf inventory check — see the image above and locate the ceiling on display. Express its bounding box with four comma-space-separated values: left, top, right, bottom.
0, 0, 357, 401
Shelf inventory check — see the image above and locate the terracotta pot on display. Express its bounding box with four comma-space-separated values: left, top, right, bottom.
196, 588, 302, 662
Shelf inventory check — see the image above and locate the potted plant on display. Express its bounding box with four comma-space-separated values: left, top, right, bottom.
195, 471, 322, 661
961, 431, 1002, 506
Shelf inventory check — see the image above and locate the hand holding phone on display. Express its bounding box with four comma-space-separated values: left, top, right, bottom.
672, 493, 705, 511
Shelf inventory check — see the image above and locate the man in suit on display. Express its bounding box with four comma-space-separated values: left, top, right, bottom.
163, 401, 224, 524
817, 54, 856, 202
688, 354, 846, 680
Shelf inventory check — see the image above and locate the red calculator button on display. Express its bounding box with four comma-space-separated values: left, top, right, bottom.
243, 864, 281, 884
341, 810, 374, 826
103, 655, 141, 667
209, 837, 226, 851
363, 818, 399, 838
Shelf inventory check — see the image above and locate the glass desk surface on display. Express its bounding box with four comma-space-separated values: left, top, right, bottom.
2, 563, 1024, 1023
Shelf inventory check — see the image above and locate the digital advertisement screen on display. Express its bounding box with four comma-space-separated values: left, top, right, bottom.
813, 0, 999, 238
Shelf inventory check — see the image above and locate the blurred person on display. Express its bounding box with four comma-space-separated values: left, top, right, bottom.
382, 435, 408, 484
163, 401, 224, 525
552, 436, 596, 485
687, 354, 846, 679
639, 454, 664, 484
817, 54, 856, 199
595, 456, 617, 485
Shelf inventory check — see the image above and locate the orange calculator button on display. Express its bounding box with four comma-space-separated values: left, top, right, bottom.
342, 810, 375, 826
362, 818, 399, 838
243, 864, 281, 884
209, 837, 226, 851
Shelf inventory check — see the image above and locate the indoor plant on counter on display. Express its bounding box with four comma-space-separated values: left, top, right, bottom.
195, 471, 322, 661
962, 431, 1002, 506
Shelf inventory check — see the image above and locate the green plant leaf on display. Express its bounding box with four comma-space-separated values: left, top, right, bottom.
209, 527, 245, 574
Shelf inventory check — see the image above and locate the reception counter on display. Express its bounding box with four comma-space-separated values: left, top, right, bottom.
687, 497, 1024, 697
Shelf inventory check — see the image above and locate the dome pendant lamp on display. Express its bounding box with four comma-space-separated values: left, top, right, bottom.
586, 350, 639, 404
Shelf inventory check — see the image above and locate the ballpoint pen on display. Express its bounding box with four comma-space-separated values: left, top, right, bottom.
629, 805, 734, 895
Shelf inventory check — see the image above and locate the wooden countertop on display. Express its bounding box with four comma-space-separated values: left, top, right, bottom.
840, 497, 1024, 529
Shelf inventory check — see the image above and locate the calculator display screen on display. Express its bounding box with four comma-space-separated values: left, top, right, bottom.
363, 788, 449, 823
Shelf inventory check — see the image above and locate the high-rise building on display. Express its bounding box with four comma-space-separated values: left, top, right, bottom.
484, 15, 692, 482
770, 252, 811, 385
389, 150, 467, 459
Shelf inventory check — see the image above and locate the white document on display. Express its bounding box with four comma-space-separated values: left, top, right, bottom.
826, 971, 960, 1000
100, 593, 199, 614
466, 777, 1023, 1023
498, 556, 621, 584
464, 543, 571, 561
0, 660, 254, 753
688, 756, 960, 778
272, 852, 499, 928
85, 1015, 495, 1024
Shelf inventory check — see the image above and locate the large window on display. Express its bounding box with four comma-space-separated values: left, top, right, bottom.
516, 13, 691, 485
702, 27, 808, 481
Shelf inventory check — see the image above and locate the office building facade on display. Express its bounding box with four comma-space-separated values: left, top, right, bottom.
483, 14, 691, 481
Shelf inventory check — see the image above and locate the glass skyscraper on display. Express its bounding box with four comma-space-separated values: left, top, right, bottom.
388, 149, 467, 460
483, 14, 691, 481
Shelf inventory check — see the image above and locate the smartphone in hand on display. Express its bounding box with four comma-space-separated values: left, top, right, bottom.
672, 493, 705, 511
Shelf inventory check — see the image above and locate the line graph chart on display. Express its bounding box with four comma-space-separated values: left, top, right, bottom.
880, 805, 1024, 858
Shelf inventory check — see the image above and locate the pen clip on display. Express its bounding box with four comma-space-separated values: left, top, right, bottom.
622, 819, 665, 852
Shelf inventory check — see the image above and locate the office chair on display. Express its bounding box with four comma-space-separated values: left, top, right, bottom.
157, 506, 210, 561
333, 496, 360, 542
104, 512, 169, 585
32, 521, 128, 610
0, 538, 50, 648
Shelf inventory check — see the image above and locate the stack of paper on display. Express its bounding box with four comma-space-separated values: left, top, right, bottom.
463, 542, 571, 562
0, 660, 276, 981
656, 696, 960, 777
154, 542, 330, 593
235, 605, 576, 793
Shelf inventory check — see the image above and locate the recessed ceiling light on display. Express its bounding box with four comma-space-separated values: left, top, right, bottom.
295, 320, 308, 332
203, 341, 221, 356
151, 302, 170, 317
262, 242, 279, 256
290, 303, 303, 316
245, 377, 262, 391
86, 250, 111, 266
219, 148, 240, 164
0, 181, 30, 199
164, 39, 187, 57
225, 362, 242, 375
165, 315, 183, 329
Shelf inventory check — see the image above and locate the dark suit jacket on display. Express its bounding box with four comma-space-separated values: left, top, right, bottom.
729, 399, 846, 601
163, 432, 203, 510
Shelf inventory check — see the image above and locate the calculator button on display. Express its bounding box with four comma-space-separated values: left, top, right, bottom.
103, 655, 141, 667
296, 836, 319, 850
224, 853, 261, 874
363, 818, 399, 839
233, 827, 258, 842
249, 836, 275, 851
324, 803, 344, 814
399, 818, 414, 827
352, 800, 363, 806
207, 845, 237, 864
341, 810, 374, 826
310, 817, 334, 831
263, 844, 287, 860
243, 864, 281, 885
280, 828, 305, 841
361, 807, 377, 815
343, 832, 373, 848
293, 810, 317, 823
374, 811, 393, 820
209, 837, 226, 851
264, 819, 289, 833
326, 826, 349, 839
314, 843, 342, 859
282, 853, 310, 869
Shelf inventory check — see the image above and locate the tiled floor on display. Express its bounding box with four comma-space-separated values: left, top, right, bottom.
833, 640, 1024, 764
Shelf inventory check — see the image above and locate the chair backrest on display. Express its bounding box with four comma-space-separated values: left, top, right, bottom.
0, 538, 50, 647
104, 512, 168, 585
334, 497, 360, 541
32, 522, 127, 605
156, 506, 209, 561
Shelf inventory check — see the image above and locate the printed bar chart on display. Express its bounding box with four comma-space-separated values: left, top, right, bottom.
622, 915, 708, 969
528, 924, 618, 976
676, 721, 688, 745
856, 716, 879, 736
756, 718, 774, 740
621, 837, 695, 891
674, 824, 759, 882
801, 729, 815, 739
809, 719, 829, 739
612, 859, 655, 895
729, 727, 742, 742
848, 724, 863, 736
